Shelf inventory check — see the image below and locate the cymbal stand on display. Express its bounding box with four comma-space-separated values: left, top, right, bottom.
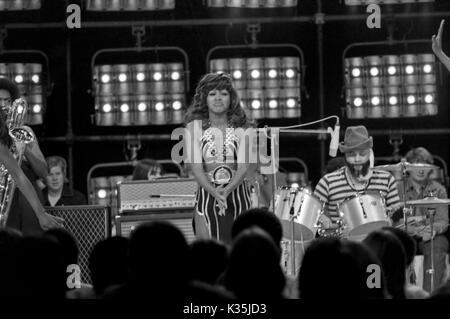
426, 207, 436, 292
401, 161, 409, 232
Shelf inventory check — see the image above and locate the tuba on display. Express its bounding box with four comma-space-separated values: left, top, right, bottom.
0, 97, 35, 227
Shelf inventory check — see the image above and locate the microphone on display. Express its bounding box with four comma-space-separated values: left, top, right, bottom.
328, 119, 340, 157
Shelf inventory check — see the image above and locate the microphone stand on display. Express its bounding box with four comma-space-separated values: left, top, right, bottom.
289, 188, 298, 277
262, 122, 337, 277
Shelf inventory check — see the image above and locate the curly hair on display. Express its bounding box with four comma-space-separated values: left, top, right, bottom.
0, 77, 20, 102
184, 73, 253, 129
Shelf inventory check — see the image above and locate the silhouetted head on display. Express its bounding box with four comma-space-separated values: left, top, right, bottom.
232, 208, 283, 249
363, 229, 407, 299
225, 227, 285, 299
89, 236, 129, 295
189, 239, 229, 285
45, 228, 79, 267
299, 237, 387, 299
128, 221, 189, 288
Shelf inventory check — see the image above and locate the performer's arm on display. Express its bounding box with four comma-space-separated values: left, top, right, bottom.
432, 20, 450, 72
22, 126, 48, 180
0, 143, 63, 230
313, 177, 333, 228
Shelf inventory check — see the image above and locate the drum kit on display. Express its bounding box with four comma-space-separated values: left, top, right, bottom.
273, 161, 450, 286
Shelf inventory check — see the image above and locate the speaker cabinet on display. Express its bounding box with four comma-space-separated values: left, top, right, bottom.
45, 205, 111, 284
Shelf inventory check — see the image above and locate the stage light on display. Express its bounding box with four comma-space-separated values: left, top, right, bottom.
153, 72, 162, 81
344, 0, 434, 5
344, 52, 437, 119
97, 189, 107, 199
86, 0, 175, 11
269, 99, 278, 109
93, 59, 188, 126
387, 66, 397, 75
170, 71, 180, 81
209, 53, 302, 119
0, 0, 41, 10
407, 95, 416, 104
120, 103, 129, 113
102, 103, 112, 113
14, 75, 24, 83
369, 67, 379, 77
29, 75, 39, 85
268, 69, 277, 78
423, 64, 432, 73
0, 62, 48, 125
354, 97, 363, 107
32, 104, 41, 113
136, 72, 145, 81
424, 94, 433, 104
405, 65, 414, 75
172, 100, 182, 110
251, 69, 261, 79
101, 74, 110, 83
285, 69, 295, 79
286, 98, 296, 108
137, 102, 147, 112
251, 100, 261, 109
371, 96, 380, 106
389, 96, 398, 105
351, 68, 361, 77
207, 0, 297, 8
118, 73, 127, 82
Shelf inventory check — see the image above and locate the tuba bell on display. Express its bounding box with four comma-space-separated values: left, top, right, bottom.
0, 97, 35, 227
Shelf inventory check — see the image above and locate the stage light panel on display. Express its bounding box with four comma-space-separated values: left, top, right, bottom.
344, 53, 437, 119
86, 0, 175, 11
0, 62, 47, 125
207, 0, 297, 8
0, 0, 40, 10
93, 62, 187, 125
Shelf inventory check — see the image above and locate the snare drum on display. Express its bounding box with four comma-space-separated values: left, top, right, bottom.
338, 193, 389, 238
274, 186, 323, 241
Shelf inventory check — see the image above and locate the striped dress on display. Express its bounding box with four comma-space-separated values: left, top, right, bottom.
195, 126, 252, 244
314, 167, 400, 224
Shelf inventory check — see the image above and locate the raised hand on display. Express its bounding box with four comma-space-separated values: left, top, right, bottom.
432, 20, 450, 72
432, 20, 445, 56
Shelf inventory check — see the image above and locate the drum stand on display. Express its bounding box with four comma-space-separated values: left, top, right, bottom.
289, 188, 298, 278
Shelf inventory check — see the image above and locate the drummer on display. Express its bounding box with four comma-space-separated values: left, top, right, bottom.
402, 147, 449, 293
314, 125, 401, 237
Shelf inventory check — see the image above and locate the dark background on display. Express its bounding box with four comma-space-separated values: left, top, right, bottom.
1, 0, 449, 197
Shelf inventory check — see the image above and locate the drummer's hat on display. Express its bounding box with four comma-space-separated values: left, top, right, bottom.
339, 125, 373, 153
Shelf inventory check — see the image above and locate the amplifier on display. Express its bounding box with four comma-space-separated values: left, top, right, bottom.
115, 209, 196, 243
45, 205, 111, 285
117, 178, 197, 213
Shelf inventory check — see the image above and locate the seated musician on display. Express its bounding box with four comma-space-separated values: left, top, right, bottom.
400, 147, 449, 293
314, 125, 401, 238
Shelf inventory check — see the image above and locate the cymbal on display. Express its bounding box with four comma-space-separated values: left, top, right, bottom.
375, 162, 438, 172
406, 197, 450, 207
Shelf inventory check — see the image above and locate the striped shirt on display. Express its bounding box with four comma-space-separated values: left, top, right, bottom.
314, 167, 400, 221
